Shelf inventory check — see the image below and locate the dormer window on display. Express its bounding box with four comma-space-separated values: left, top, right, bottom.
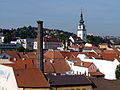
2, 55, 8, 59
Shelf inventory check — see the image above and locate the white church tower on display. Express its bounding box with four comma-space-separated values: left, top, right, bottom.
77, 11, 87, 41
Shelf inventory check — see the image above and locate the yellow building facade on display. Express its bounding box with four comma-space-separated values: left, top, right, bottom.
52, 86, 92, 90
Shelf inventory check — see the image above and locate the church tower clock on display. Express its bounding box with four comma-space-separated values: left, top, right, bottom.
77, 11, 87, 41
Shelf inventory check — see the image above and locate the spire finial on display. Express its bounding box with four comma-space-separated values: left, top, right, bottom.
80, 9, 84, 24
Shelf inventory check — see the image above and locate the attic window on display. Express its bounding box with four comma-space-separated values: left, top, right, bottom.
22, 58, 26, 60
90, 66, 94, 69
82, 88, 86, 90
2, 55, 8, 59
16, 74, 19, 76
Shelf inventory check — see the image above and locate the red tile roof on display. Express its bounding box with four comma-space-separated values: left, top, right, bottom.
74, 61, 93, 68
43, 37, 61, 42
60, 51, 72, 58
68, 57, 80, 61
44, 51, 64, 59
1, 51, 20, 59
86, 52, 101, 59
44, 59, 71, 73
71, 52, 86, 57
89, 72, 105, 76
93, 49, 102, 55
3, 58, 35, 69
101, 53, 117, 61
69, 45, 80, 48
83, 46, 98, 50
99, 43, 108, 45
52, 60, 71, 73
44, 51, 72, 59
34, 37, 61, 42
14, 68, 50, 88
44, 60, 55, 73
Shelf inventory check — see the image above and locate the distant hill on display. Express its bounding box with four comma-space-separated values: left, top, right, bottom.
0, 26, 113, 44
0, 26, 76, 43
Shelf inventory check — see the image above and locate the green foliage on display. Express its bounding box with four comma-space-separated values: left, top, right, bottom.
16, 46, 25, 52
50, 30, 76, 40
3, 30, 12, 43
113, 40, 120, 45
0, 26, 75, 41
87, 35, 111, 45
115, 64, 120, 79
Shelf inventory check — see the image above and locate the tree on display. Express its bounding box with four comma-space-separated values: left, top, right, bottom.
115, 64, 120, 79
4, 35, 11, 43
16, 46, 25, 52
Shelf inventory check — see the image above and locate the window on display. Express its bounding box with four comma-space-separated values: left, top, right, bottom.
65, 89, 68, 90
82, 88, 86, 90
90, 66, 94, 69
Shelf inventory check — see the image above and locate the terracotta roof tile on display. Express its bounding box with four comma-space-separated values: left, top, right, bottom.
89, 72, 105, 76
68, 57, 80, 61
71, 52, 86, 57
69, 45, 80, 48
52, 60, 71, 73
44, 59, 71, 73
74, 61, 93, 68
86, 52, 101, 59
44, 51, 64, 59
44, 60, 55, 73
99, 43, 108, 45
3, 59, 35, 69
83, 46, 98, 50
14, 68, 50, 88
44, 51, 72, 59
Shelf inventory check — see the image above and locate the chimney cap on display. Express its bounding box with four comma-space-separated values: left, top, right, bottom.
37, 21, 43, 24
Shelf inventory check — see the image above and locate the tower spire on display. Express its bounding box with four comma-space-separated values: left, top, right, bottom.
77, 10, 87, 41
80, 9, 84, 24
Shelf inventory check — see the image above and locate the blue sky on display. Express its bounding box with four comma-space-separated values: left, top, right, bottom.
0, 0, 120, 36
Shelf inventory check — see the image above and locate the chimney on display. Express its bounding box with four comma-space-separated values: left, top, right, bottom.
37, 21, 44, 73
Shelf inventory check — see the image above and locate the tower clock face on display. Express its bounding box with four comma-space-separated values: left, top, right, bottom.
78, 25, 83, 29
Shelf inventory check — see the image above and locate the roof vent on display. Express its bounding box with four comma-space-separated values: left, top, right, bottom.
50, 59, 54, 63
22, 58, 26, 61
13, 58, 17, 61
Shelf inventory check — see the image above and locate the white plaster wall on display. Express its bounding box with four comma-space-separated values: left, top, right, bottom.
0, 65, 18, 90
67, 61, 88, 75
77, 30, 83, 39
69, 36, 75, 43
85, 43, 92, 47
77, 55, 120, 79
77, 54, 88, 60
11, 41, 17, 44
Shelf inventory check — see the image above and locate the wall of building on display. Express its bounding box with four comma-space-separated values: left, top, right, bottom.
34, 41, 62, 50
67, 61, 88, 75
88, 64, 97, 72
52, 85, 92, 90
77, 54, 120, 79
0, 65, 18, 90
24, 88, 50, 90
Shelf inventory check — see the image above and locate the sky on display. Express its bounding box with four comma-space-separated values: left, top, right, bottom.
0, 0, 120, 36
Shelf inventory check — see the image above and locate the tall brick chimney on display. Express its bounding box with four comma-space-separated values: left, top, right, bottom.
37, 21, 44, 72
